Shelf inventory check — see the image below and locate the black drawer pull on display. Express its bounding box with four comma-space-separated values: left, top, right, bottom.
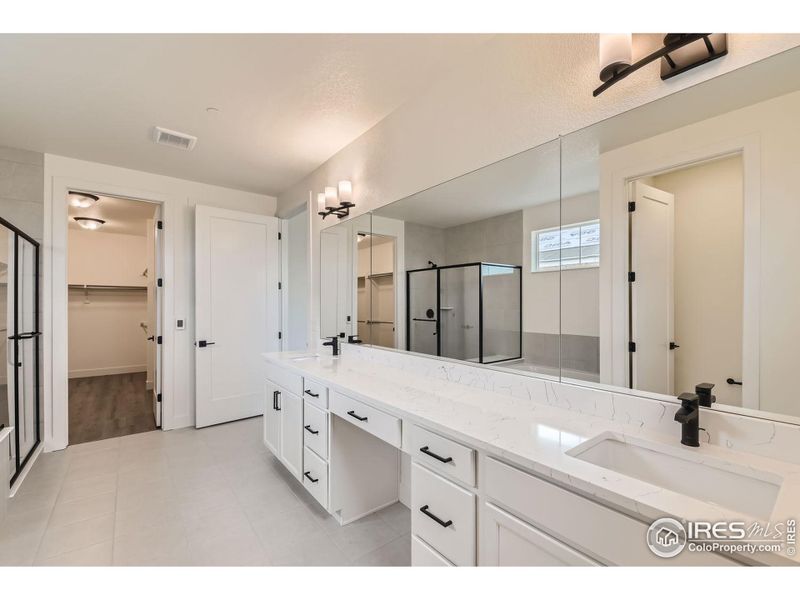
419, 505, 452, 528
347, 410, 368, 422
303, 471, 319, 483
304, 389, 320, 398
304, 425, 319, 435
419, 446, 453, 464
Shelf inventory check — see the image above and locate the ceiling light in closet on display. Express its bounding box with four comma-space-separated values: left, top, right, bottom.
68, 192, 100, 208
73, 217, 106, 230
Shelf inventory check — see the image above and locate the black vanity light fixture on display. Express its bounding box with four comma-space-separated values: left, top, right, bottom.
317, 180, 354, 220
68, 191, 100, 208
594, 34, 728, 97
73, 217, 106, 231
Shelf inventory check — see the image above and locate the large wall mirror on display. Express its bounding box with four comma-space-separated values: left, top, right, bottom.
320, 46, 800, 425
369, 139, 561, 375
562, 45, 800, 421
320, 213, 372, 341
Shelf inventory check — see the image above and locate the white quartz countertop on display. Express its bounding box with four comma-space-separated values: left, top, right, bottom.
263, 351, 800, 565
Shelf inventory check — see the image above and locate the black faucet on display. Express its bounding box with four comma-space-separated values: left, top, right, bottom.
695, 382, 716, 407
674, 392, 700, 447
322, 336, 340, 356
347, 335, 363, 344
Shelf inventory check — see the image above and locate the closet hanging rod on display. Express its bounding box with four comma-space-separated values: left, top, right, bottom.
68, 284, 147, 291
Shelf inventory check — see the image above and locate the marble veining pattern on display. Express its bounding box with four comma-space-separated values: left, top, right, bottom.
268, 346, 800, 566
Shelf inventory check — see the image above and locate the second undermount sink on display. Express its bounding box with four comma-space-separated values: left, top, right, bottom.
567, 432, 783, 519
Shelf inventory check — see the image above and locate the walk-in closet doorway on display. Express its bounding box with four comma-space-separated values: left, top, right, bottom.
66, 191, 165, 445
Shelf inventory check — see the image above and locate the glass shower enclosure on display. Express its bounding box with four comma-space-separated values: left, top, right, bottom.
406, 262, 521, 364
1, 216, 41, 485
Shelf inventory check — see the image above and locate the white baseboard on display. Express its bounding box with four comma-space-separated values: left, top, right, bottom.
68, 365, 147, 379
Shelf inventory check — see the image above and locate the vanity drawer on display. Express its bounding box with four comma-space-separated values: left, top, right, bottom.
302, 378, 328, 409
265, 362, 302, 397
411, 462, 476, 566
412, 535, 454, 566
330, 392, 401, 448
410, 425, 475, 487
302, 447, 328, 510
484, 457, 741, 566
303, 401, 328, 460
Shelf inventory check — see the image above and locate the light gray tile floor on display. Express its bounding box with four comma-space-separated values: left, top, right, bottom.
0, 417, 410, 566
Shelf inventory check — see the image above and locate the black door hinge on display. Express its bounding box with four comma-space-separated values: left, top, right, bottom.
277, 281, 282, 290
157, 393, 162, 403
157, 335, 162, 345
277, 232, 282, 240
629, 341, 636, 352
628, 271, 636, 283
628, 201, 636, 212
157, 278, 163, 287
278, 331, 282, 340
157, 220, 163, 230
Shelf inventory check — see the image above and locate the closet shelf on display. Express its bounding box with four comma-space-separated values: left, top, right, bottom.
68, 284, 147, 291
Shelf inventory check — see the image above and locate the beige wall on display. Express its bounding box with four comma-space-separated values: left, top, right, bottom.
67, 229, 149, 378
653, 155, 744, 406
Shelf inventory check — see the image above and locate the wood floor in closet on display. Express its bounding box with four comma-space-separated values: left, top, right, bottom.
68, 373, 156, 445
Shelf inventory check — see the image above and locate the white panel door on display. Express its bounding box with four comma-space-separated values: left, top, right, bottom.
195, 206, 281, 428
630, 182, 675, 395
279, 389, 303, 480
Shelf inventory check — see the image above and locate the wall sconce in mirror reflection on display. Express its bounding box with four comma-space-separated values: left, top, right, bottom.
594, 33, 728, 97
73, 217, 106, 231
318, 180, 354, 220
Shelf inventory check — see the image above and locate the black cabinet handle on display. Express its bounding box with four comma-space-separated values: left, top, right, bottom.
304, 389, 319, 398
419, 505, 452, 528
304, 425, 319, 435
303, 471, 319, 483
273, 390, 281, 411
727, 378, 743, 386
347, 410, 368, 422
419, 446, 453, 464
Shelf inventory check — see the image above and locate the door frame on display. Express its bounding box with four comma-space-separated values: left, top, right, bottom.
45, 176, 175, 451
599, 134, 760, 408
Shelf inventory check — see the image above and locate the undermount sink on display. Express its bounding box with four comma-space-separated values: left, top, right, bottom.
568, 433, 783, 519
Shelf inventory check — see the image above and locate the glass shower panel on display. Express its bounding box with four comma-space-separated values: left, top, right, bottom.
440, 265, 480, 362
407, 269, 438, 356
16, 236, 38, 461
1, 224, 10, 474
481, 264, 522, 363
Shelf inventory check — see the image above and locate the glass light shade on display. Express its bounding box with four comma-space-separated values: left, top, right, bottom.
324, 186, 339, 209
74, 217, 105, 230
68, 192, 98, 208
599, 34, 632, 82
317, 192, 327, 213
338, 180, 353, 206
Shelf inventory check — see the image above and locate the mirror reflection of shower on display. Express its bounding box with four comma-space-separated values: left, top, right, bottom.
407, 262, 521, 365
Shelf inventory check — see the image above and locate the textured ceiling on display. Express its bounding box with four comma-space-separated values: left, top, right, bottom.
0, 34, 490, 195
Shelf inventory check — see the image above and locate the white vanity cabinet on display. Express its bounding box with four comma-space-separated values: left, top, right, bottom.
264, 381, 303, 481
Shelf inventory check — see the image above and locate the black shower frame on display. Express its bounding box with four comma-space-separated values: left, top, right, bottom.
405, 261, 522, 365
0, 215, 41, 485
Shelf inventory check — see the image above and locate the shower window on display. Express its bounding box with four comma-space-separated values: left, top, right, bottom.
532, 219, 600, 271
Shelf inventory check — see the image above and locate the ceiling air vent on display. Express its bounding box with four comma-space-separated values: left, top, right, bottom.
152, 126, 197, 151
